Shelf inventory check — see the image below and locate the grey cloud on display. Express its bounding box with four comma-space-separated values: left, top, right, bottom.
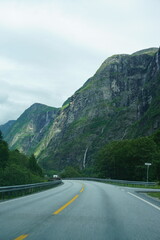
0, 0, 160, 124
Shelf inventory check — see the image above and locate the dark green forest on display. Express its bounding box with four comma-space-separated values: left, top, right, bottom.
0, 131, 44, 186
95, 130, 160, 182
46, 130, 160, 182
1, 128, 160, 185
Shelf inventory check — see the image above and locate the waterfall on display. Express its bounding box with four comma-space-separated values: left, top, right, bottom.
83, 147, 88, 169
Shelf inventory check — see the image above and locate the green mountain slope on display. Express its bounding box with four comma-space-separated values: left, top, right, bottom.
36, 48, 160, 170
1, 103, 60, 155
0, 120, 16, 136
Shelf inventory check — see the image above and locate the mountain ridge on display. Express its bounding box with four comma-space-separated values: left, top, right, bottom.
1, 47, 160, 171
1, 103, 60, 155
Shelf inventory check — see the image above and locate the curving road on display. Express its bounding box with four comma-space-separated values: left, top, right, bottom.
0, 180, 160, 240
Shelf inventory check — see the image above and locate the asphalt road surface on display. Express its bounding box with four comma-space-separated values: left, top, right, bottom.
0, 180, 160, 240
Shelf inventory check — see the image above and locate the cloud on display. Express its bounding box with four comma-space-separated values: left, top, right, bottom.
0, 93, 8, 105
0, 0, 151, 55
0, 0, 160, 124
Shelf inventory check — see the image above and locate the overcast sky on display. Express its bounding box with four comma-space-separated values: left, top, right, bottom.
0, 0, 159, 124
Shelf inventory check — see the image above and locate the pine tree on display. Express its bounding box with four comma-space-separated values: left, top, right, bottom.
0, 131, 9, 169
29, 154, 42, 176
0, 130, 3, 141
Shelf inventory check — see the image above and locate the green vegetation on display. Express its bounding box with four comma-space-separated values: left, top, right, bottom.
111, 183, 160, 188
68, 116, 88, 131
60, 166, 81, 178
76, 82, 93, 94
1, 103, 59, 156
131, 48, 158, 56
147, 192, 160, 199
0, 131, 44, 186
58, 166, 96, 178
95, 130, 160, 181
28, 154, 43, 176
61, 103, 69, 110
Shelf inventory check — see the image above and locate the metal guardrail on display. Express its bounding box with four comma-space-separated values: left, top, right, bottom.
0, 178, 157, 200
63, 177, 157, 186
0, 180, 62, 200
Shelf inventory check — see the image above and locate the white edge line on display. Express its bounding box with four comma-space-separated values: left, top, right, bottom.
128, 192, 160, 211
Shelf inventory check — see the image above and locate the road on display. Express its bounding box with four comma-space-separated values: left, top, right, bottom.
0, 180, 160, 240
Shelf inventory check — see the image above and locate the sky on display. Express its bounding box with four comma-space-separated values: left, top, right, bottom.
0, 0, 160, 124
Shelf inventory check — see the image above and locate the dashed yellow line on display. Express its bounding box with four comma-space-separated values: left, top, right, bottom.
80, 183, 85, 192
80, 187, 84, 192
53, 183, 85, 215
53, 194, 79, 215
14, 234, 28, 240
13, 184, 85, 239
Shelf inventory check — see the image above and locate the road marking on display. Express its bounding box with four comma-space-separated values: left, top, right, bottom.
53, 194, 79, 215
128, 192, 160, 211
14, 234, 28, 240
80, 184, 85, 192
80, 187, 84, 192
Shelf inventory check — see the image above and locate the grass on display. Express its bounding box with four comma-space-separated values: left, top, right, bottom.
61, 103, 69, 110
131, 48, 158, 56
105, 181, 160, 189
147, 192, 160, 200
76, 82, 93, 94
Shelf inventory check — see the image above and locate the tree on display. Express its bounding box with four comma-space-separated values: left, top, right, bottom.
95, 137, 157, 181
0, 132, 9, 169
60, 166, 81, 178
0, 130, 3, 141
28, 154, 43, 176
152, 129, 160, 146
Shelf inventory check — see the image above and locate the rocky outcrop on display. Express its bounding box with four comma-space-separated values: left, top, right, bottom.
36, 48, 160, 170
2, 48, 160, 171
1, 103, 59, 155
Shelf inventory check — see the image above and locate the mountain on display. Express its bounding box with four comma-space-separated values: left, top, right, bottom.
1, 47, 160, 171
0, 103, 60, 155
0, 120, 16, 136
35, 47, 160, 170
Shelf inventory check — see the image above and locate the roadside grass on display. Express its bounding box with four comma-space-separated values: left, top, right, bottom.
147, 192, 160, 200
105, 181, 160, 189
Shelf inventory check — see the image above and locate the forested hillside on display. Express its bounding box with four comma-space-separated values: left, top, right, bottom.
59, 130, 160, 181
95, 130, 160, 181
0, 131, 44, 186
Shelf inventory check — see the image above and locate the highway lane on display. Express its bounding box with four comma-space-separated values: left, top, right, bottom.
0, 180, 160, 240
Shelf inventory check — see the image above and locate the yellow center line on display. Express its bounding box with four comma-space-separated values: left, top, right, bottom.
80, 183, 85, 193
80, 187, 84, 192
14, 234, 29, 240
53, 194, 79, 215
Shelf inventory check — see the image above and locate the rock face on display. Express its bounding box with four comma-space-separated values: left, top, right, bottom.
1, 103, 59, 155
1, 48, 160, 170
36, 47, 160, 170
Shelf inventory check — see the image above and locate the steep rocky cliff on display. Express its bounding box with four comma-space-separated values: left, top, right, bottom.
35, 47, 160, 170
1, 103, 59, 155
1, 48, 160, 171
